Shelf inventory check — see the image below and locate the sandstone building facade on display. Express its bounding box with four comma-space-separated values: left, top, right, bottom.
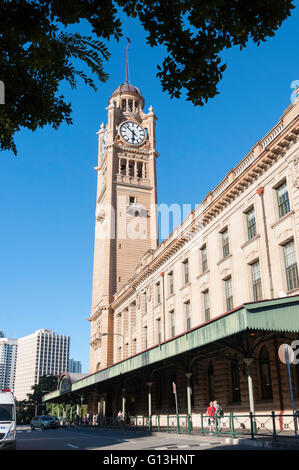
45, 83, 299, 426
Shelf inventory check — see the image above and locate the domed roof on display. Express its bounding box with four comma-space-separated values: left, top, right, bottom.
112, 81, 142, 98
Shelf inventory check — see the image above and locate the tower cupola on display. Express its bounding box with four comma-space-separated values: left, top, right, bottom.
109, 81, 145, 114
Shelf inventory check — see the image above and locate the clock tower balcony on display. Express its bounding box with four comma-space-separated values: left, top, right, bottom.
115, 173, 151, 187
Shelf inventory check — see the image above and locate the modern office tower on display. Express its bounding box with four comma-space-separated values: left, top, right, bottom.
14, 329, 70, 401
0, 335, 18, 392
68, 358, 82, 373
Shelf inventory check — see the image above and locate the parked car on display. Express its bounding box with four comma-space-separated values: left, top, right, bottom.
30, 415, 59, 430
49, 416, 60, 427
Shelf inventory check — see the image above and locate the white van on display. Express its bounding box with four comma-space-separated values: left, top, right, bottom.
0, 389, 16, 450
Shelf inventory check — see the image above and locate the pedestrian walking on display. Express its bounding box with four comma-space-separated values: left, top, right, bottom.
213, 400, 224, 431
206, 401, 216, 434
117, 410, 123, 425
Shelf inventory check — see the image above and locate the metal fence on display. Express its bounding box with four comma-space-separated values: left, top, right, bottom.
58, 412, 299, 439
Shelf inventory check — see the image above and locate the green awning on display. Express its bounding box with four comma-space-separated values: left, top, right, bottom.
43, 296, 299, 402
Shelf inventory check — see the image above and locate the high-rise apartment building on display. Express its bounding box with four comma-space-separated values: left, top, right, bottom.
68, 358, 82, 373
0, 334, 18, 392
14, 329, 70, 400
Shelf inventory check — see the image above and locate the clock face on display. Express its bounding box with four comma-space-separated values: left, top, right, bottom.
102, 129, 108, 155
119, 121, 145, 145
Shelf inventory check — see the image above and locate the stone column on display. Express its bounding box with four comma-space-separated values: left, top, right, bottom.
243, 358, 255, 414
147, 382, 153, 418
122, 388, 126, 417
103, 395, 106, 418
185, 373, 192, 416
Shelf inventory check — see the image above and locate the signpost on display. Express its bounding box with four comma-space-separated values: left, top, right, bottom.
278, 343, 298, 437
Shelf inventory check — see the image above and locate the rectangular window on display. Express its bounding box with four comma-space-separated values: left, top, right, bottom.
251, 261, 263, 301
156, 282, 161, 304
221, 229, 230, 259
276, 181, 290, 218
156, 318, 161, 344
129, 196, 136, 204
201, 245, 208, 273
183, 259, 189, 285
246, 207, 257, 240
203, 290, 210, 322
283, 240, 299, 291
170, 310, 175, 337
225, 277, 233, 311
185, 301, 191, 330
168, 271, 174, 295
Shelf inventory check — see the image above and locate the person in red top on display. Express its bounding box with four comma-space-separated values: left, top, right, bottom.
206, 402, 216, 434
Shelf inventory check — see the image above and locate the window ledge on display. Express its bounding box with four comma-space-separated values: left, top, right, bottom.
240, 234, 260, 250
217, 254, 232, 266
180, 282, 191, 291
271, 210, 295, 229
165, 293, 175, 301
196, 269, 210, 280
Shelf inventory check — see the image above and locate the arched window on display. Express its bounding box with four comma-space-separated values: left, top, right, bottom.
259, 346, 273, 400
231, 355, 241, 402
208, 362, 214, 401
96, 362, 101, 371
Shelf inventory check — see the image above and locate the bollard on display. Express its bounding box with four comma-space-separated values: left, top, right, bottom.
200, 413, 205, 436
271, 411, 277, 440
230, 412, 236, 439
249, 411, 256, 439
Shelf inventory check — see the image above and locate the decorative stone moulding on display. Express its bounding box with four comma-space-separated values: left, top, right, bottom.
220, 267, 231, 279
96, 209, 106, 223
292, 156, 299, 188
199, 280, 209, 292
261, 122, 284, 149
127, 203, 148, 218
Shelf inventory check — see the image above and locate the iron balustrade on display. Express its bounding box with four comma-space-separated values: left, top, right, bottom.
53, 412, 299, 439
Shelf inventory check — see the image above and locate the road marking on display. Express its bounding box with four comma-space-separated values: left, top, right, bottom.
70, 431, 123, 443
66, 444, 79, 449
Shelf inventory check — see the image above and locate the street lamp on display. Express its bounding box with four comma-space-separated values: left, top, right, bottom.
100, 332, 125, 359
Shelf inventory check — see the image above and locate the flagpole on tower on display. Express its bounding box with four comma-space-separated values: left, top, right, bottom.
125, 37, 131, 83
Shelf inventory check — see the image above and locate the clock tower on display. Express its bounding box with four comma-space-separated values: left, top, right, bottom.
89, 81, 159, 372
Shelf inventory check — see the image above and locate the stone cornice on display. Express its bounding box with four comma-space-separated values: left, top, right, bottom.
111, 142, 156, 156
88, 304, 111, 322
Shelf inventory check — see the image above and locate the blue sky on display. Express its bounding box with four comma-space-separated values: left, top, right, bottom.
1, 4, 298, 372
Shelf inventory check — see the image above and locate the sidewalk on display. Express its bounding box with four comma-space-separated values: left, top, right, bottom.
67, 424, 299, 450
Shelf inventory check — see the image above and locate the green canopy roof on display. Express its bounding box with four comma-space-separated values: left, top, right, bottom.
43, 296, 299, 402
